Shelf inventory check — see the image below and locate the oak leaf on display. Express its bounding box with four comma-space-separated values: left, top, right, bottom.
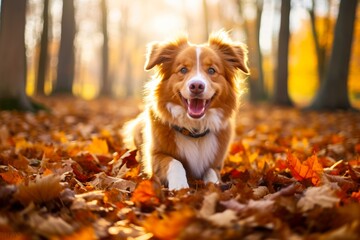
297, 185, 340, 212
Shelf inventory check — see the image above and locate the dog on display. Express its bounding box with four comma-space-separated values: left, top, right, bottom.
122, 30, 249, 190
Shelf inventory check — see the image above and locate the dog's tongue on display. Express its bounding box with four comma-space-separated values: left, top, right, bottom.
188, 99, 206, 118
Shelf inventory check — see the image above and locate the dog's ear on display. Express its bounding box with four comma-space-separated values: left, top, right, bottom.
144, 36, 188, 71
209, 31, 250, 75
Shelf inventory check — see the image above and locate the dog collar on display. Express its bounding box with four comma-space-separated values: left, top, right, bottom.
172, 125, 210, 138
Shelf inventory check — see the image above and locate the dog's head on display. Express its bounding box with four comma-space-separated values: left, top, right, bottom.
145, 31, 249, 127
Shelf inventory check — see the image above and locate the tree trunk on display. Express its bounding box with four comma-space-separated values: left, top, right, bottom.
36, 0, 49, 96
53, 0, 76, 95
202, 0, 210, 41
237, 0, 267, 102
99, 0, 111, 97
309, 0, 357, 110
273, 0, 292, 106
0, 0, 35, 111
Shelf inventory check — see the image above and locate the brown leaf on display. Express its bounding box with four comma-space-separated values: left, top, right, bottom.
14, 174, 63, 205
297, 185, 340, 212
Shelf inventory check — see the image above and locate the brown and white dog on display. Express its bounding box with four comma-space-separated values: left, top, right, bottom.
122, 31, 249, 190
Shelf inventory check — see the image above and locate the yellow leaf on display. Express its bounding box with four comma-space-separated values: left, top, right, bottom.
86, 138, 108, 155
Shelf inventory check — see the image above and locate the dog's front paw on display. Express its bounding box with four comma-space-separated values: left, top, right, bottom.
203, 168, 219, 184
167, 159, 189, 190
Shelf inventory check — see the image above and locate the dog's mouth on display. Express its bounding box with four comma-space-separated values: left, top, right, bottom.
180, 94, 213, 119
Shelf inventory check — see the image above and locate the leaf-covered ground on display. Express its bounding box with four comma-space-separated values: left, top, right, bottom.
0, 98, 359, 239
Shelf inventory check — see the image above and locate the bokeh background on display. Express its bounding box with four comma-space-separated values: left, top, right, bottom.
1, 0, 360, 108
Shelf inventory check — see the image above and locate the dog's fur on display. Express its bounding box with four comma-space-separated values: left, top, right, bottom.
122, 31, 249, 190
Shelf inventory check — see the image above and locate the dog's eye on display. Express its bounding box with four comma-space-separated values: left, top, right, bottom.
180, 67, 188, 74
208, 67, 216, 75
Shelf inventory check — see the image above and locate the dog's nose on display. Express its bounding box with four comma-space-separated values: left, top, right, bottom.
189, 81, 205, 94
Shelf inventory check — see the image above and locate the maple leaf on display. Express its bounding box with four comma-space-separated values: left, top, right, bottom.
131, 179, 162, 207
286, 153, 323, 185
297, 185, 340, 212
142, 207, 195, 240
14, 174, 63, 205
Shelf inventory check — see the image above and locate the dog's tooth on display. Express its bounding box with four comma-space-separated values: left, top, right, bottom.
187, 99, 190, 105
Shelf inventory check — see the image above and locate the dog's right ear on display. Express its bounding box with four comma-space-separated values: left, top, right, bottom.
144, 36, 188, 71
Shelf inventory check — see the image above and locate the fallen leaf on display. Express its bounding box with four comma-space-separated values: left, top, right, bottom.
286, 153, 323, 185
85, 137, 109, 155
0, 165, 23, 184
142, 207, 195, 240
131, 179, 162, 207
198, 192, 219, 218
14, 174, 63, 205
297, 185, 340, 212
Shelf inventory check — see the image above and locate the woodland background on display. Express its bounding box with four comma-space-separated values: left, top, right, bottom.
0, 0, 359, 109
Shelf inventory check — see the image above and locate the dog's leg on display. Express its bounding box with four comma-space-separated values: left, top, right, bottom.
167, 159, 189, 190
203, 168, 219, 184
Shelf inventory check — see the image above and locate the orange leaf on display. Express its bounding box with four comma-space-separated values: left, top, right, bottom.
351, 190, 360, 202
286, 153, 323, 185
0, 165, 23, 184
86, 137, 108, 155
142, 207, 194, 240
62, 226, 96, 240
131, 179, 162, 206
229, 141, 245, 155
355, 143, 360, 154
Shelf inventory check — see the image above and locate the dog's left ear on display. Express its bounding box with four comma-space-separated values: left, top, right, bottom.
209, 31, 250, 75
144, 36, 188, 71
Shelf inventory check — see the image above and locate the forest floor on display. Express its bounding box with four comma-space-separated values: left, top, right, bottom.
0, 97, 359, 240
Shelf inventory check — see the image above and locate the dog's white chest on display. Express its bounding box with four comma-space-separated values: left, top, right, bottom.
175, 132, 218, 178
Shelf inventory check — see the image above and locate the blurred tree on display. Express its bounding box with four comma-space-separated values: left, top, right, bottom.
237, 0, 267, 102
119, 2, 134, 97
53, 0, 76, 95
307, 0, 332, 83
99, 0, 110, 97
309, 0, 357, 110
36, 0, 50, 96
202, 0, 210, 41
273, 0, 293, 106
0, 0, 37, 111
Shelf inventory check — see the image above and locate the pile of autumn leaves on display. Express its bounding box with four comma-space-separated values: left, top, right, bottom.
0, 99, 359, 239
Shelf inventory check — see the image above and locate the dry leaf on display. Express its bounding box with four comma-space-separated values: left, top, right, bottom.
297, 185, 340, 212
89, 172, 136, 191
142, 207, 194, 240
287, 153, 323, 185
198, 192, 219, 218
131, 179, 162, 206
85, 137, 109, 155
0, 165, 23, 184
30, 214, 75, 237
206, 209, 238, 227
14, 174, 63, 205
